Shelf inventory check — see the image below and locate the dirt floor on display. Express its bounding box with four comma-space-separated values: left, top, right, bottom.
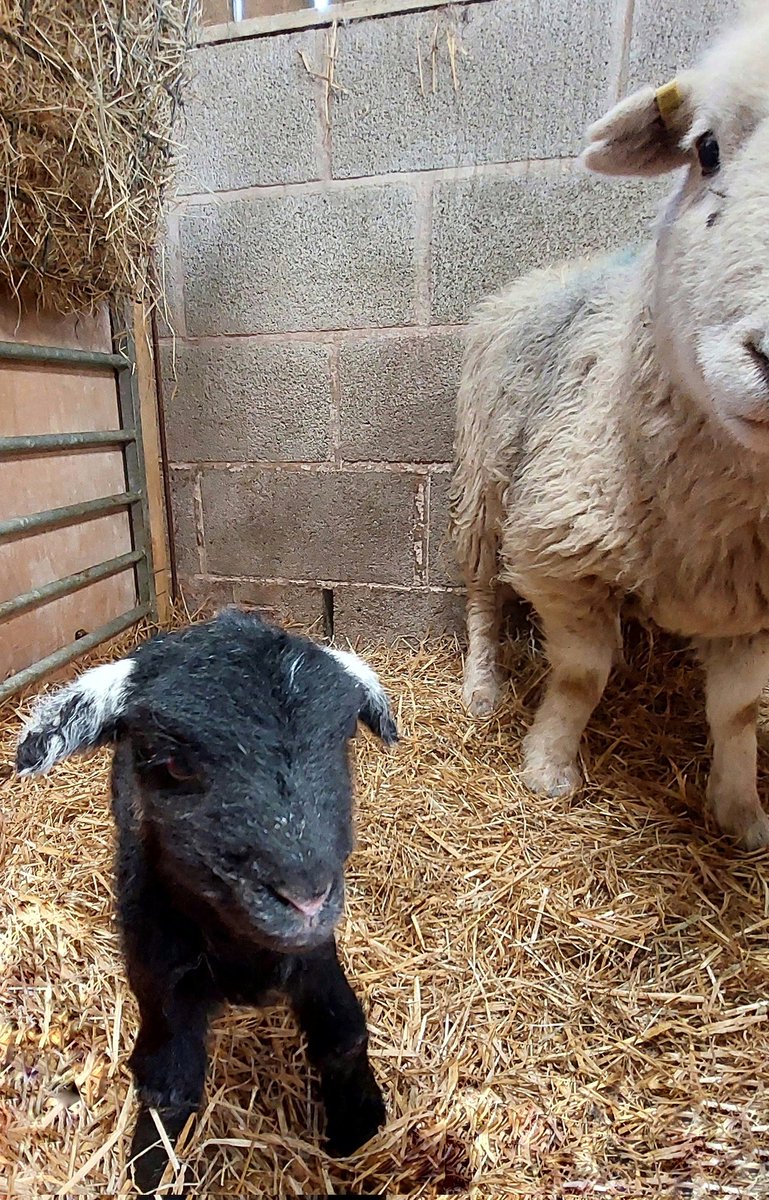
2, 619, 769, 1197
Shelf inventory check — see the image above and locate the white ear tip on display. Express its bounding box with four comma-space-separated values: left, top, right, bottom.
584, 116, 607, 143
579, 143, 603, 171
15, 656, 135, 776
324, 645, 381, 691
322, 643, 398, 744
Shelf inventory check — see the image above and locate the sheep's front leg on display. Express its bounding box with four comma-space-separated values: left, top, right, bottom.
699, 635, 769, 850
289, 940, 385, 1157
128, 961, 218, 1196
522, 601, 619, 797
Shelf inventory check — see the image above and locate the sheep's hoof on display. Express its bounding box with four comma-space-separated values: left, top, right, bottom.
708, 783, 769, 850
737, 814, 769, 851
462, 673, 503, 718
521, 749, 582, 798
720, 807, 769, 850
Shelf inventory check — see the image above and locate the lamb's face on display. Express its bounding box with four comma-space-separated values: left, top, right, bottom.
654, 96, 769, 453
124, 664, 359, 953
582, 9, 769, 453
16, 610, 398, 955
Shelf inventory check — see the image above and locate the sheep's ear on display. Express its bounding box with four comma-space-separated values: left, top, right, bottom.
323, 647, 399, 746
16, 658, 136, 776
582, 75, 696, 177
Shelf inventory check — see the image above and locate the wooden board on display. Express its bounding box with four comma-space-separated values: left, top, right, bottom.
133, 302, 172, 624
199, 0, 480, 43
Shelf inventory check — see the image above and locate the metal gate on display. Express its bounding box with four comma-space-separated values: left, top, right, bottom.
0, 305, 157, 702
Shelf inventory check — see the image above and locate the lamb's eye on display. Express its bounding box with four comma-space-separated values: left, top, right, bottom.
696, 131, 720, 177
224, 847, 252, 869
165, 756, 197, 783
138, 751, 202, 789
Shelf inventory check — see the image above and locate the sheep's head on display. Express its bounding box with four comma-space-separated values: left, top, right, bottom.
16, 609, 398, 953
583, 6, 769, 454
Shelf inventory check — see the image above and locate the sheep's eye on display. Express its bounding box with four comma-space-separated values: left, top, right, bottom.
696, 131, 720, 177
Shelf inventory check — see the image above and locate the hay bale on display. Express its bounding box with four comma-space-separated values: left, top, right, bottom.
3, 622, 769, 1195
0, 1, 198, 313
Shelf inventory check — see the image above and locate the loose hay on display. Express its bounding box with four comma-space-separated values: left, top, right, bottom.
2, 622, 769, 1197
0, 1, 197, 313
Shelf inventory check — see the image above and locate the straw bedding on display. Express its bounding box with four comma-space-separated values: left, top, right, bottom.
0, 0, 196, 313
2, 618, 769, 1197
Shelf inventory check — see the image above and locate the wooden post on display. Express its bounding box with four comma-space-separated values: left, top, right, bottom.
132, 301, 172, 624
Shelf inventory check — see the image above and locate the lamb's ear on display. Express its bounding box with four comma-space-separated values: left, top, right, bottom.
582, 75, 696, 177
16, 658, 136, 776
324, 647, 399, 746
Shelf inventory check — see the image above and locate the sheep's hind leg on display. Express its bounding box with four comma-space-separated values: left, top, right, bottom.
522, 600, 619, 797
289, 939, 385, 1157
699, 635, 769, 850
463, 578, 504, 717
456, 488, 519, 710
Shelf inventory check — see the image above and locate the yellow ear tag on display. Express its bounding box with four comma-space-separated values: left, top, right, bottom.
655, 79, 683, 127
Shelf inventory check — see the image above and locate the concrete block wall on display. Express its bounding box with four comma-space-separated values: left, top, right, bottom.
161, 0, 737, 639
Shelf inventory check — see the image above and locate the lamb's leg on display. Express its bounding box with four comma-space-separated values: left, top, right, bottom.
128, 963, 218, 1196
460, 535, 503, 710
289, 940, 385, 1157
699, 635, 769, 850
522, 601, 619, 797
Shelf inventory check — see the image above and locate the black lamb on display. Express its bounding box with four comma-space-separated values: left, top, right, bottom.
16, 607, 398, 1195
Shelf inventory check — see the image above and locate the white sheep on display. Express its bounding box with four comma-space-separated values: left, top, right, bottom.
450, 5, 769, 849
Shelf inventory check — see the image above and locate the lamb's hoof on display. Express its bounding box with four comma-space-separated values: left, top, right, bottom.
522, 749, 582, 798
463, 674, 503, 718
130, 1106, 192, 1196
325, 1077, 386, 1158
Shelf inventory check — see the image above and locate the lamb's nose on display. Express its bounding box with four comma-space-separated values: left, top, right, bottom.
276, 883, 332, 918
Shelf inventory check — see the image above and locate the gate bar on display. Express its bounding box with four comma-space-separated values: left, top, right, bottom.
0, 430, 136, 456
0, 604, 150, 704
0, 491, 140, 543
0, 341, 129, 370
0, 550, 144, 625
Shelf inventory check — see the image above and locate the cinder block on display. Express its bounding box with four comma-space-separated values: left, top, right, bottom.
627, 0, 739, 89
428, 473, 462, 587
333, 586, 464, 641
201, 468, 419, 584
200, 0, 229, 24
338, 332, 462, 463
330, 0, 615, 178
177, 576, 234, 619
431, 166, 668, 323
242, 0, 309, 16
178, 577, 324, 630
229, 581, 325, 630
178, 32, 320, 193
181, 188, 418, 335
169, 469, 199, 575
161, 340, 330, 463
